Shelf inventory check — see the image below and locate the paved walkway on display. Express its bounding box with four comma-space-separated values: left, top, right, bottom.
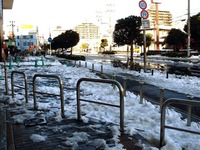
1, 58, 200, 149
0, 74, 157, 150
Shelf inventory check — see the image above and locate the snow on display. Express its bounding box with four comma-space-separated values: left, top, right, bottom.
0, 54, 200, 149
30, 134, 47, 142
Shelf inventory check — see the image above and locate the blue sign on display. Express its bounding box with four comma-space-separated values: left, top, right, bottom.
48, 37, 52, 42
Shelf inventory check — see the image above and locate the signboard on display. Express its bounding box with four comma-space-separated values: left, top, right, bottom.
140, 10, 149, 19
21, 24, 34, 29
142, 20, 150, 28
151, 0, 162, 3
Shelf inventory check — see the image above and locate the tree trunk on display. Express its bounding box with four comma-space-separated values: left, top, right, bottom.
70, 47, 73, 55
130, 42, 134, 63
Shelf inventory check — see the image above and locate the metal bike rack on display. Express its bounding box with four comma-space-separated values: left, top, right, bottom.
33, 74, 65, 118
11, 71, 28, 103
160, 98, 200, 148
76, 78, 125, 132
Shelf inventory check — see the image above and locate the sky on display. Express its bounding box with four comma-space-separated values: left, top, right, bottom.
0, 53, 200, 149
3, 0, 200, 38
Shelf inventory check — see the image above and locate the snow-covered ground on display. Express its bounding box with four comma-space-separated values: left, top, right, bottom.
0, 55, 200, 150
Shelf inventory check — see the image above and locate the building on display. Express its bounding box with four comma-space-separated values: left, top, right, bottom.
74, 23, 99, 40
0, 0, 14, 61
51, 26, 66, 39
74, 23, 100, 52
14, 24, 39, 50
148, 5, 172, 27
15, 34, 37, 51
146, 5, 173, 50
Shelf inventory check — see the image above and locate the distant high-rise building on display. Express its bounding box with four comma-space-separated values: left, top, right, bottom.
144, 5, 173, 50
148, 5, 172, 27
74, 23, 99, 40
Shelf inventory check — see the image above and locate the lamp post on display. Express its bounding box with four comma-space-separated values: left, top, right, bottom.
187, 0, 191, 57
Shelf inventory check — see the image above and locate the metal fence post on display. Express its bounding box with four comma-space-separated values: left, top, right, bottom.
123, 78, 126, 97
101, 65, 103, 74
85, 62, 87, 68
166, 71, 169, 79
160, 88, 164, 112
151, 69, 154, 76
139, 82, 144, 104
92, 63, 94, 72
79, 61, 81, 67
187, 95, 193, 126
4, 61, 9, 95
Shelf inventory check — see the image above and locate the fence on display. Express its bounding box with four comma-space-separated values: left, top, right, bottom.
76, 77, 125, 132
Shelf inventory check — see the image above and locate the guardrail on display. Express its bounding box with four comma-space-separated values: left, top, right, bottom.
11, 71, 28, 103
160, 98, 200, 148
33, 74, 65, 118
76, 77, 125, 132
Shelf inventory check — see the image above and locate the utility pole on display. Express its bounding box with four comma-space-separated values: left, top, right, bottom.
9, 21, 15, 39
151, 0, 161, 50
187, 0, 191, 57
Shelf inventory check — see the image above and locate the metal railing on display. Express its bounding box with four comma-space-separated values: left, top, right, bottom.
76, 77, 125, 132
33, 74, 65, 118
160, 98, 200, 148
11, 71, 28, 103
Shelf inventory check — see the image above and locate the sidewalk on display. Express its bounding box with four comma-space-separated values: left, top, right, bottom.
0, 76, 157, 150
1, 95, 156, 150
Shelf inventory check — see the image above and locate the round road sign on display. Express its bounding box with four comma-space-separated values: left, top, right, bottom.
140, 10, 149, 19
48, 37, 52, 42
139, 0, 147, 9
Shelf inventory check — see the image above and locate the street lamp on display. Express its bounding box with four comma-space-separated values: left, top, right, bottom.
187, 0, 191, 57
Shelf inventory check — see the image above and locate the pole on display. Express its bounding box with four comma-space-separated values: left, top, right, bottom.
187, 0, 191, 57
155, 3, 159, 50
143, 29, 147, 72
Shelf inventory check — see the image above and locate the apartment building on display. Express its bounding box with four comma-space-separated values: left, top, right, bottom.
74, 23, 99, 40
148, 5, 172, 27
146, 5, 173, 50
74, 23, 100, 52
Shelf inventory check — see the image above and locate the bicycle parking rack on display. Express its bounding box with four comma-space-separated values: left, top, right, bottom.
33, 74, 65, 118
160, 98, 200, 148
76, 77, 125, 132
11, 71, 28, 103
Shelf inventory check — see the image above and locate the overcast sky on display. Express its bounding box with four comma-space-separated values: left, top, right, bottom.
3, 0, 199, 37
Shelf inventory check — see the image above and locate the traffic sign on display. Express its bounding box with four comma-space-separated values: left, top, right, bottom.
139, 0, 147, 9
48, 37, 52, 43
142, 20, 150, 28
140, 10, 149, 19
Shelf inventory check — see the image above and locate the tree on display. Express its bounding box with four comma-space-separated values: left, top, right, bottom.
100, 39, 108, 50
146, 33, 154, 50
165, 28, 186, 51
51, 30, 80, 55
184, 13, 200, 49
137, 33, 154, 50
113, 15, 141, 63
81, 43, 89, 51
